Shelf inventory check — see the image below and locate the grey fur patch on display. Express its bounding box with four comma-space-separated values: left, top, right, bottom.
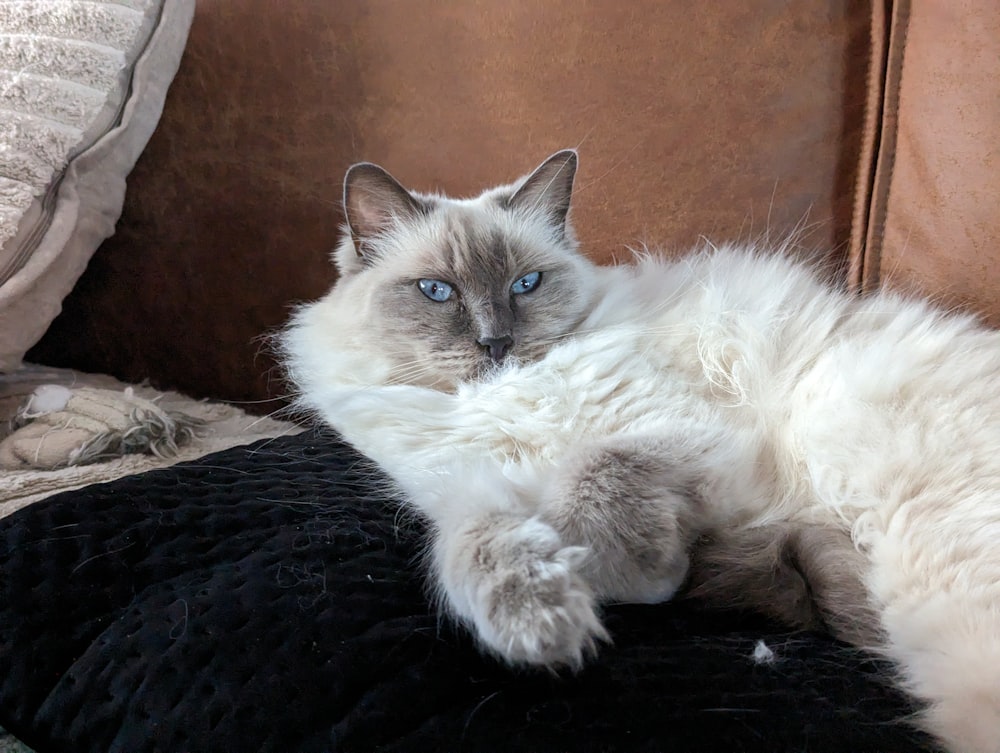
365, 197, 592, 388
542, 434, 877, 646
542, 436, 707, 604
686, 524, 879, 646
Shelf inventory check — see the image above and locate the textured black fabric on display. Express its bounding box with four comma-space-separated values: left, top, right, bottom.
0, 430, 934, 753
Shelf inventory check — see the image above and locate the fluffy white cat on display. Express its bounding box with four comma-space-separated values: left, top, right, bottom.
282, 150, 1000, 753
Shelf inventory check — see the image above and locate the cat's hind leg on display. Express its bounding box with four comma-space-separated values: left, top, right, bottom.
687, 525, 878, 646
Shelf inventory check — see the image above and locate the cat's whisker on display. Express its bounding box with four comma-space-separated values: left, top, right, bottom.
386, 355, 468, 383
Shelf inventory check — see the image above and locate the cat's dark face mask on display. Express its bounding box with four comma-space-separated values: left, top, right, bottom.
335, 151, 598, 390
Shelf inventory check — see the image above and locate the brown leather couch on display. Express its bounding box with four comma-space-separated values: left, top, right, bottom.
28, 0, 1000, 407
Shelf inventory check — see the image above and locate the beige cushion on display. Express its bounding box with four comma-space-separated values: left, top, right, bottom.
0, 365, 301, 519
0, 0, 195, 371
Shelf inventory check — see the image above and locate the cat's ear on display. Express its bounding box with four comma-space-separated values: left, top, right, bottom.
507, 149, 578, 231
343, 162, 425, 259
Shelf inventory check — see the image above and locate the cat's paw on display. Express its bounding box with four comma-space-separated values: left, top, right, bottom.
457, 517, 609, 669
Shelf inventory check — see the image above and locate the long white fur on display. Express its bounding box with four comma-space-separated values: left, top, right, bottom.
283, 200, 1000, 753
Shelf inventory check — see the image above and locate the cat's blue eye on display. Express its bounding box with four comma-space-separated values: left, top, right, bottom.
511, 271, 542, 295
418, 279, 454, 302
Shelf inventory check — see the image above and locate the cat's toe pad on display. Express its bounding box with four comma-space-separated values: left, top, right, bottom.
467, 518, 609, 668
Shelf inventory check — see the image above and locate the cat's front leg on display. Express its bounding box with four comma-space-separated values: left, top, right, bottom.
539, 435, 712, 605
435, 510, 609, 668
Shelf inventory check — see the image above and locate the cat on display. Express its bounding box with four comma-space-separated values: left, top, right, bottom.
281, 150, 1000, 753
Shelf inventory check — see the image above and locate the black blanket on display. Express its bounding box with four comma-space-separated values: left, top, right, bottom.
0, 430, 934, 752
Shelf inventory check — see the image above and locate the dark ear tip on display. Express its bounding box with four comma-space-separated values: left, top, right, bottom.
548, 149, 578, 167
553, 149, 578, 166
345, 162, 389, 184
343, 162, 406, 211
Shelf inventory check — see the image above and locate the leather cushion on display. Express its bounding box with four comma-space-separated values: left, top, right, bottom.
861, 0, 1000, 325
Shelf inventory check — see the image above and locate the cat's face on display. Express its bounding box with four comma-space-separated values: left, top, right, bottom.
327, 150, 598, 390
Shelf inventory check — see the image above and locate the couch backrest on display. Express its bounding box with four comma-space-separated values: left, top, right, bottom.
28, 1, 1000, 404
852, 0, 1000, 327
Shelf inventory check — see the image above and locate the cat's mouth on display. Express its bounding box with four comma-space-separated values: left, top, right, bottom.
471, 348, 525, 382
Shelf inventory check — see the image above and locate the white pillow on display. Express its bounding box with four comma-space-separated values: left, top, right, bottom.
0, 0, 195, 371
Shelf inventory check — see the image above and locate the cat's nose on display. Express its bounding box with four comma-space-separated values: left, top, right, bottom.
478, 335, 513, 362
